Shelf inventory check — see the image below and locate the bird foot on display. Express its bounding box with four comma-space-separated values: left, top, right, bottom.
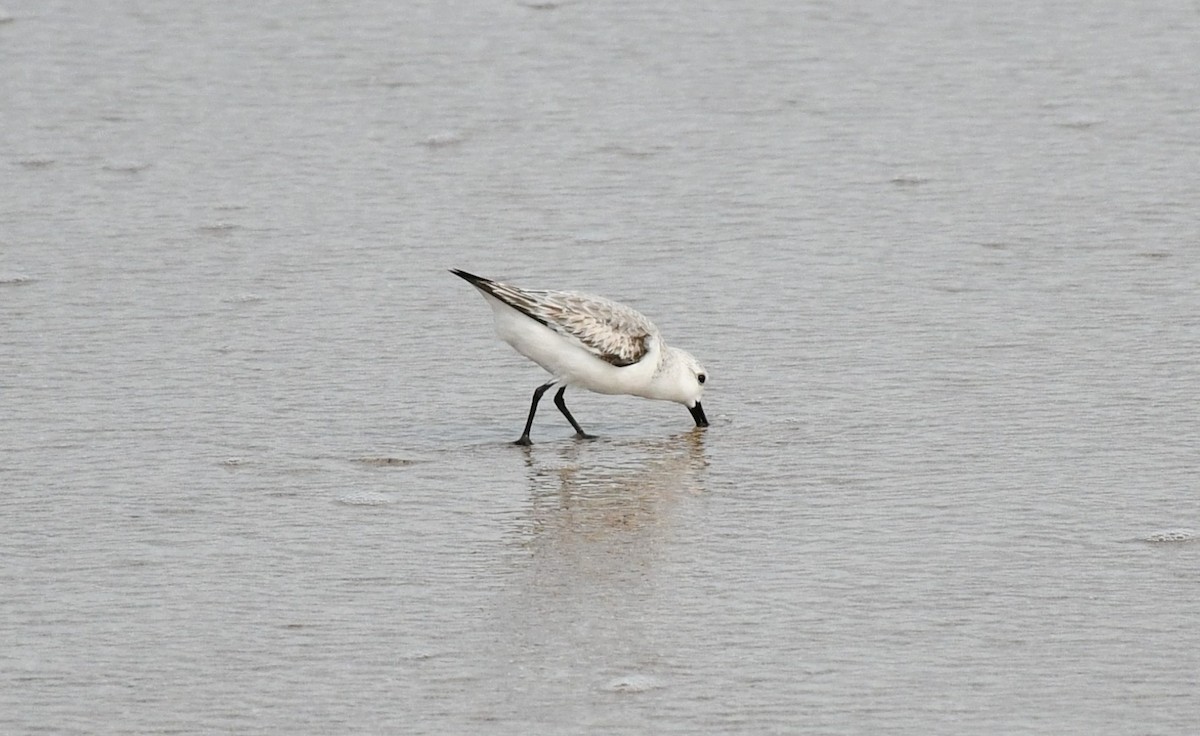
514, 436, 533, 446
574, 432, 598, 441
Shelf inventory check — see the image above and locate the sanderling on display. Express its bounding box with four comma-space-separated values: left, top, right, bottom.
451, 269, 709, 445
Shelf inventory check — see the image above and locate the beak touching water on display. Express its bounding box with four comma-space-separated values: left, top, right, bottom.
689, 401, 709, 427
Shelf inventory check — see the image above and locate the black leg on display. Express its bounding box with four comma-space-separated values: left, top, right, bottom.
515, 381, 555, 445
553, 387, 596, 440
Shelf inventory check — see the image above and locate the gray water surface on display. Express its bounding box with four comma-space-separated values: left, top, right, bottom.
3, 0, 1199, 733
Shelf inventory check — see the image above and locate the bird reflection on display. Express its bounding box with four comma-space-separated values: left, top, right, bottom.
513, 429, 709, 549
484, 431, 709, 691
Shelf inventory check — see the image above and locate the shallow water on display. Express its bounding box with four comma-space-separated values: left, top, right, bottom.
3, 0, 1199, 733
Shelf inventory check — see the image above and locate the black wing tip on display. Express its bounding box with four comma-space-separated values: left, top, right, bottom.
451, 269, 550, 328
449, 268, 488, 285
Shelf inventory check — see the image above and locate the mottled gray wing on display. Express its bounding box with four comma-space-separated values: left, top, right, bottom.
535, 290, 658, 366
479, 279, 657, 366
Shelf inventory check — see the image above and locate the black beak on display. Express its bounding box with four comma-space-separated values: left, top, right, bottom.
689, 401, 709, 427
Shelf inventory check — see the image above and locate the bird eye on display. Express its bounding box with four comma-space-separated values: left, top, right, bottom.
697, 374, 706, 384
